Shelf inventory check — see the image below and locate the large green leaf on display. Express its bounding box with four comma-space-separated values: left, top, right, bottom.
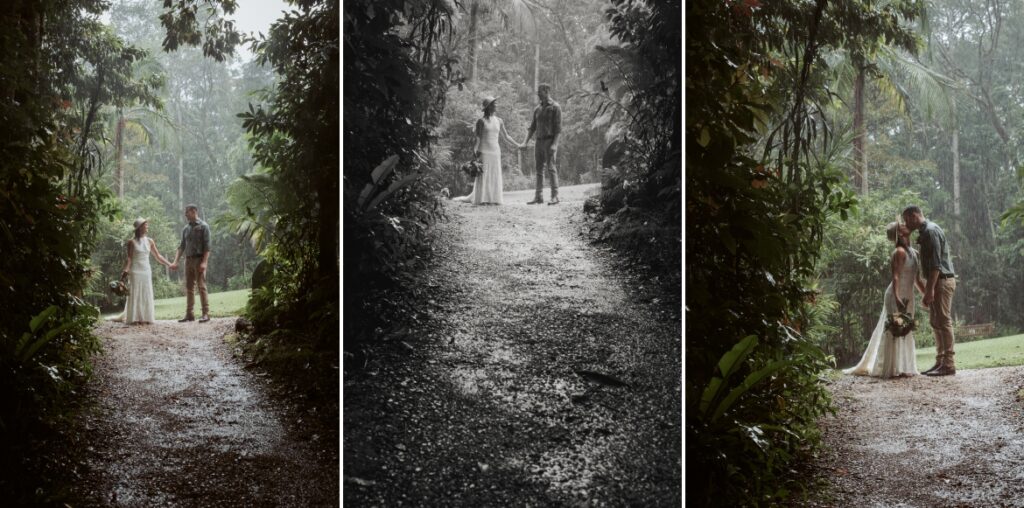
698, 335, 758, 415
370, 155, 399, 186
20, 321, 75, 363
717, 335, 758, 381
357, 155, 401, 209
28, 305, 58, 334
365, 174, 420, 212
710, 359, 794, 422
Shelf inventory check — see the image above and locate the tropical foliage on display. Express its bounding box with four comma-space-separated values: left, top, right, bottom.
575, 0, 681, 289
817, 0, 1024, 369
342, 0, 454, 356
686, 0, 923, 505
2, 0, 339, 500
0, 0, 158, 500
233, 0, 339, 344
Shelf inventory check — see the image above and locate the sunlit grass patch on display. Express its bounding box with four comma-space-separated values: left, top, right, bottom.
102, 289, 250, 321
915, 334, 1024, 370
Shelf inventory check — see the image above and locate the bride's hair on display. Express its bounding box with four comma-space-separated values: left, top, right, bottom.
886, 221, 910, 250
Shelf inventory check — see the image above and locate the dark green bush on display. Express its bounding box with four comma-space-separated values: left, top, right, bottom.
342, 0, 457, 356
685, 0, 922, 504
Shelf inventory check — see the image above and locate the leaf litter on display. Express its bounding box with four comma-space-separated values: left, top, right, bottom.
344, 185, 681, 506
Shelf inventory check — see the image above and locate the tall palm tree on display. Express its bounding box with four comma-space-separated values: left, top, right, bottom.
831, 45, 958, 195
109, 105, 170, 198
108, 55, 168, 199
873, 45, 962, 215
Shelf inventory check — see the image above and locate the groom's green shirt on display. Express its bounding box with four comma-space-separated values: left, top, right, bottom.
917, 220, 955, 277
179, 219, 211, 258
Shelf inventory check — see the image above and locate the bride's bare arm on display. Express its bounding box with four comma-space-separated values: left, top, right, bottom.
891, 247, 907, 307
498, 118, 520, 147
122, 241, 133, 275
473, 118, 484, 157
149, 238, 171, 267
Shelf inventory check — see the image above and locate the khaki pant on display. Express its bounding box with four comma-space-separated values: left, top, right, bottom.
930, 278, 957, 369
185, 256, 209, 318
534, 139, 559, 199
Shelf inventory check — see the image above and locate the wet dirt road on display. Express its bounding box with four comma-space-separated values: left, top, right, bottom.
344, 184, 682, 506
806, 367, 1024, 507
74, 318, 337, 507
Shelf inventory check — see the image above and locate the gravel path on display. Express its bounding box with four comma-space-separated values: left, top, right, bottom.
805, 367, 1024, 507
73, 318, 338, 506
343, 183, 682, 506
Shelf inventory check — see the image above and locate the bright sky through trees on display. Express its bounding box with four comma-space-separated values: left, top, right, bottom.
232, 0, 290, 61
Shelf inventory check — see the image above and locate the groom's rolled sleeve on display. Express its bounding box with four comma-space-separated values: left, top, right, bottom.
201, 224, 211, 253
551, 103, 562, 136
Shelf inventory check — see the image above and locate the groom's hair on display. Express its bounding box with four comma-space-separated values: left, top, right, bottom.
537, 83, 552, 93
185, 204, 199, 213
902, 205, 922, 217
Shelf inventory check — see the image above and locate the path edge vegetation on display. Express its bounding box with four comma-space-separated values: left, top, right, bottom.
0, 2, 160, 501
0, 1, 340, 503
686, 0, 925, 505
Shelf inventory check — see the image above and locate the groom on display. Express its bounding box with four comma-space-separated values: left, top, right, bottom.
523, 83, 562, 205
169, 204, 211, 323
902, 206, 957, 376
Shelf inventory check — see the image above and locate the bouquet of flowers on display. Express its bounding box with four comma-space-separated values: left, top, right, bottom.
885, 298, 916, 338
460, 158, 484, 180
109, 271, 128, 297
108, 279, 128, 297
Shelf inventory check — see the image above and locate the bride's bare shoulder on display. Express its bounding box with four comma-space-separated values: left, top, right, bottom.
891, 246, 908, 260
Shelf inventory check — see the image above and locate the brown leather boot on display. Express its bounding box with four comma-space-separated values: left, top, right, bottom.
926, 366, 956, 376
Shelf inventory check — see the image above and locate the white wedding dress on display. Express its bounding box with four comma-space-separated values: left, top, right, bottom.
123, 236, 156, 323
844, 247, 920, 378
455, 115, 504, 205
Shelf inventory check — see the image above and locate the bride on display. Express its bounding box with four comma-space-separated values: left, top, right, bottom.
454, 96, 522, 205
845, 221, 927, 378
116, 218, 172, 325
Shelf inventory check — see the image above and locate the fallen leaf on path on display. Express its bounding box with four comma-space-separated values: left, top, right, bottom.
575, 370, 629, 387
345, 476, 377, 487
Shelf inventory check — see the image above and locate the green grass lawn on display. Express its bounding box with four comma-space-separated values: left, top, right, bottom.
915, 334, 1024, 370
103, 289, 250, 320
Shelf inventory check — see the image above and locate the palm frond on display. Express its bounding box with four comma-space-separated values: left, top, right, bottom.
876, 45, 959, 129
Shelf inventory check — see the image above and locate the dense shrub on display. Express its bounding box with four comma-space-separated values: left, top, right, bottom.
226, 0, 339, 346
685, 0, 922, 504
0, 3, 161, 499
577, 0, 681, 294
342, 0, 458, 355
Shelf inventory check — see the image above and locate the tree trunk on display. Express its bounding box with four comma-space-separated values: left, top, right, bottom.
467, 1, 479, 85
115, 110, 125, 199
853, 65, 867, 194
175, 105, 184, 211
952, 128, 960, 225
533, 42, 540, 98
178, 152, 184, 211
